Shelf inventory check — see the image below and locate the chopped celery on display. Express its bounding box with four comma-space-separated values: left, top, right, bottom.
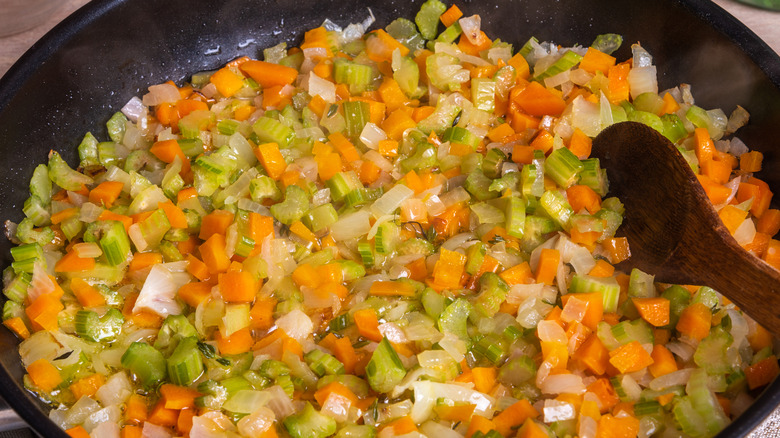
253, 116, 295, 147
415, 0, 446, 40
628, 268, 656, 298
106, 111, 128, 143
284, 402, 337, 438
342, 101, 370, 139
569, 274, 621, 313
121, 342, 167, 387
270, 185, 310, 225
534, 50, 583, 81
591, 33, 623, 55
474, 273, 509, 317
334, 59, 375, 95
544, 147, 583, 189
168, 336, 204, 386
438, 298, 472, 342
48, 151, 93, 191
465, 169, 498, 201
481, 148, 506, 179
74, 309, 124, 343
539, 190, 573, 231
78, 132, 100, 168
366, 338, 407, 393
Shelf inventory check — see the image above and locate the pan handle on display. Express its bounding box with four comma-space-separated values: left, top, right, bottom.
0, 397, 27, 432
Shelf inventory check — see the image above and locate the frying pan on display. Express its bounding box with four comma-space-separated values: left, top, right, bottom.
0, 0, 779, 436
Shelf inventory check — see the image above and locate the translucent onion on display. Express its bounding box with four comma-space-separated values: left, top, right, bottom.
569, 68, 594, 86
649, 368, 695, 391
378, 322, 408, 344
275, 309, 314, 342
424, 194, 446, 217
544, 70, 571, 89
540, 373, 586, 395
190, 411, 237, 438
222, 390, 272, 414
142, 83, 180, 106
438, 332, 467, 363
121, 96, 145, 122
458, 15, 482, 45
420, 420, 464, 438
543, 399, 576, 422
506, 283, 544, 304
133, 264, 187, 317
96, 372, 132, 407
370, 184, 414, 217
537, 320, 568, 344
363, 150, 393, 172
237, 406, 276, 438
733, 216, 756, 246
410, 381, 495, 423
311, 188, 331, 207
560, 295, 588, 324
264, 385, 295, 419
729, 137, 749, 158
82, 405, 121, 432
572, 95, 602, 137
308, 72, 337, 103
441, 232, 475, 251
359, 122, 387, 149
330, 209, 371, 241
89, 422, 120, 438
627, 66, 658, 99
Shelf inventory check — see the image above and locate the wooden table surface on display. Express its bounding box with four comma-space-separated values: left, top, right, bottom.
1, 0, 779, 437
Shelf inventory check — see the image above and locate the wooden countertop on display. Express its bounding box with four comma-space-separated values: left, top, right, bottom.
0, 0, 779, 437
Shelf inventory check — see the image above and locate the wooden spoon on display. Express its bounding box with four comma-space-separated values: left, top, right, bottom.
591, 121, 780, 335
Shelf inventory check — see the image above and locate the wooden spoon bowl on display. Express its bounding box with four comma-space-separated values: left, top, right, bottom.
591, 121, 780, 335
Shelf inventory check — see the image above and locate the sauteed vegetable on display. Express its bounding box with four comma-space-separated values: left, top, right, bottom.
3, 1, 778, 437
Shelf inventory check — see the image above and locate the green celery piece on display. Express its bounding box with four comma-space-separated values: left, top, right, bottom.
342, 100, 370, 139
569, 274, 621, 313
335, 425, 377, 438
386, 18, 425, 52
693, 327, 734, 374
374, 222, 400, 255
326, 171, 361, 202
84, 220, 132, 266
692, 286, 719, 308
2, 300, 24, 322
628, 110, 664, 134
539, 190, 574, 231
98, 142, 122, 167
544, 147, 583, 189
443, 126, 480, 150
154, 315, 198, 352
505, 196, 526, 239
498, 355, 537, 386
22, 196, 50, 227
168, 336, 204, 386
472, 78, 496, 112
74, 308, 124, 343
121, 342, 167, 387
78, 132, 100, 168
305, 349, 345, 376
686, 368, 729, 436
415, 0, 446, 40
138, 208, 172, 250
366, 338, 407, 394
253, 116, 295, 147
578, 158, 607, 196
106, 111, 128, 143
3, 272, 30, 303
29, 164, 52, 207
196, 380, 228, 410
336, 260, 366, 281
628, 268, 656, 298
124, 150, 156, 173
417, 95, 462, 135
465, 241, 487, 276
678, 147, 700, 173
438, 298, 472, 342
179, 110, 215, 139
392, 54, 422, 98
357, 240, 374, 267
534, 51, 583, 81
518, 36, 539, 60
435, 22, 462, 44
595, 208, 623, 241
591, 33, 623, 55
662, 114, 688, 143
48, 151, 93, 191
426, 52, 467, 92
473, 334, 508, 365
270, 185, 310, 225
489, 172, 519, 194
333, 58, 375, 95
400, 143, 437, 173
475, 273, 509, 317
250, 175, 283, 203
633, 92, 664, 115
465, 169, 498, 201
284, 402, 337, 438
481, 148, 506, 179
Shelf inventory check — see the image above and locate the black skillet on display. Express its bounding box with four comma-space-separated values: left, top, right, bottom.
0, 0, 779, 436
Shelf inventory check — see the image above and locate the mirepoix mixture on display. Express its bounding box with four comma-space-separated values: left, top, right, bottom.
3, 1, 779, 437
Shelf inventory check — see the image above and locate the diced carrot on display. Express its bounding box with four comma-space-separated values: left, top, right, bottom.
66, 426, 91, 438
217, 327, 254, 355
210, 67, 245, 98
160, 383, 201, 410
740, 150, 763, 173
513, 81, 566, 117
382, 108, 418, 141
632, 297, 670, 327
219, 269, 257, 303
608, 340, 654, 374
383, 415, 417, 434
606, 63, 630, 104
568, 127, 593, 159
588, 259, 615, 278
648, 344, 678, 378
199, 233, 231, 274
147, 399, 179, 428
579, 47, 616, 74
586, 377, 619, 413
315, 151, 343, 181
239, 60, 298, 88
566, 185, 601, 214
596, 413, 640, 438
255, 142, 288, 180
329, 132, 361, 164
3, 317, 30, 340
701, 158, 732, 185
602, 237, 631, 264
292, 263, 322, 289
530, 130, 555, 154
492, 398, 538, 437
70, 277, 106, 308
535, 248, 560, 285
471, 367, 497, 394
176, 408, 195, 435
377, 77, 409, 112
129, 252, 163, 272
125, 394, 148, 424
661, 92, 681, 115
175, 98, 208, 118
353, 308, 383, 342
676, 302, 712, 341
440, 4, 463, 26
694, 127, 715, 165
746, 176, 773, 218
747, 323, 773, 352
158, 201, 188, 229
314, 380, 359, 409
54, 250, 96, 273
757, 209, 780, 236
746, 356, 780, 390
249, 295, 277, 331
149, 139, 190, 174
199, 209, 234, 240
432, 248, 467, 289
511, 144, 535, 165
434, 403, 476, 423
25, 293, 64, 332
561, 292, 603, 331
697, 174, 732, 205
88, 181, 124, 208
369, 281, 417, 297
498, 261, 532, 286
718, 204, 748, 235
26, 358, 62, 392
182, 254, 208, 282
465, 415, 495, 438
69, 373, 105, 399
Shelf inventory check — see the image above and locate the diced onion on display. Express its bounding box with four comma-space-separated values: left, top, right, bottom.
540, 373, 586, 394
371, 184, 414, 217
275, 309, 314, 342
308, 72, 336, 103
359, 122, 387, 149
142, 83, 180, 106
121, 96, 145, 123
649, 368, 695, 391
330, 210, 371, 241
544, 399, 576, 422
628, 66, 658, 99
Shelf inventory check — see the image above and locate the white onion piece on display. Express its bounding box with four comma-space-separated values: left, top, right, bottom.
458, 15, 482, 45
121, 96, 145, 123
543, 399, 576, 422
79, 202, 104, 223
237, 406, 276, 438
410, 381, 495, 423
133, 263, 188, 317
506, 283, 545, 304
308, 72, 336, 103
96, 371, 132, 407
359, 122, 387, 149
330, 210, 371, 241
90, 422, 120, 438
628, 66, 658, 99
264, 385, 296, 419
540, 373, 586, 394
420, 421, 464, 438
275, 310, 314, 342
649, 368, 695, 391
440, 187, 471, 207
733, 217, 756, 246
560, 295, 588, 324
537, 320, 568, 344
142, 83, 180, 106
371, 184, 414, 217
363, 150, 393, 172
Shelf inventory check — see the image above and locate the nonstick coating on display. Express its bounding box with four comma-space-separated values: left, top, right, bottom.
0, 0, 779, 436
